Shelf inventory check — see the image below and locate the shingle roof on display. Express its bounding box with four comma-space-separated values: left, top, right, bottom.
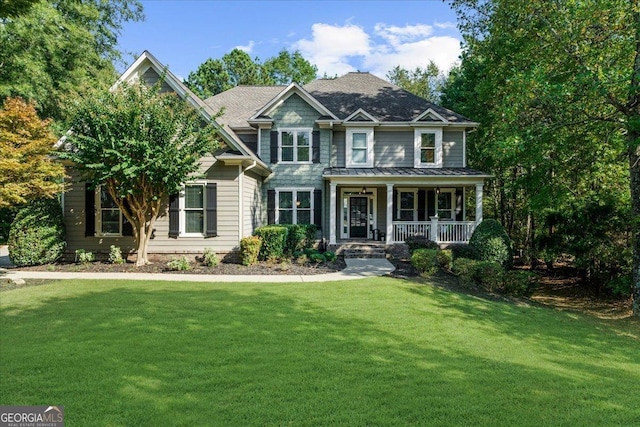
304, 72, 473, 123
204, 86, 285, 129
322, 167, 489, 177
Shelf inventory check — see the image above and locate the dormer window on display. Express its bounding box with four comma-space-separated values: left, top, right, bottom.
346, 128, 374, 167
414, 128, 443, 168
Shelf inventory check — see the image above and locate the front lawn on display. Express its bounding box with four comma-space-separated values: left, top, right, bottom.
1, 278, 638, 426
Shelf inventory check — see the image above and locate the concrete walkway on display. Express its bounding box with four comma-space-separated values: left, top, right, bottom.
0, 246, 395, 283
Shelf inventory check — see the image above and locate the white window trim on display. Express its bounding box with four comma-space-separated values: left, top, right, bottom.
278, 128, 313, 164
275, 187, 314, 225
95, 186, 122, 237
346, 127, 374, 168
396, 187, 418, 222
437, 189, 456, 220
414, 128, 443, 168
179, 182, 207, 237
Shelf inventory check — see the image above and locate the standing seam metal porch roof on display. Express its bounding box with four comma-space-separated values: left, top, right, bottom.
322, 167, 491, 177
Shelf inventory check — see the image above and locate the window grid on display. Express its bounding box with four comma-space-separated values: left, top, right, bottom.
277, 189, 312, 225
280, 129, 312, 163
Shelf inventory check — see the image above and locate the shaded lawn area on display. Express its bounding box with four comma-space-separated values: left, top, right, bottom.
1, 278, 639, 426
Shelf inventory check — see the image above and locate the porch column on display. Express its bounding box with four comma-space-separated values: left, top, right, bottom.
329, 182, 337, 244
475, 183, 484, 224
386, 184, 393, 244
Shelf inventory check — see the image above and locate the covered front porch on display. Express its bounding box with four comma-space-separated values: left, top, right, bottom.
323, 168, 489, 245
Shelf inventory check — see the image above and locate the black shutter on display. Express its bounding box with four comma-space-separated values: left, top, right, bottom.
270, 131, 278, 164
455, 188, 464, 221
205, 183, 218, 237
312, 130, 321, 163
427, 190, 436, 218
85, 183, 95, 237
417, 190, 426, 221
168, 193, 179, 238
313, 189, 322, 229
122, 198, 133, 236
392, 189, 398, 221
267, 189, 276, 224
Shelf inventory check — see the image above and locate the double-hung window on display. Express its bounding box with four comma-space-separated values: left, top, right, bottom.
277, 189, 312, 225
96, 187, 122, 235
346, 128, 374, 167
414, 129, 443, 168
437, 190, 455, 220
280, 129, 311, 163
184, 184, 205, 234
397, 189, 417, 221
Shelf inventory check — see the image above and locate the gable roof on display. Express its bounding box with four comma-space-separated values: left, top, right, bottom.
205, 86, 284, 130
248, 82, 339, 122
109, 51, 271, 174
304, 72, 475, 124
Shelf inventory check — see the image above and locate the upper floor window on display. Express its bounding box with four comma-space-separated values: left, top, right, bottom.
414, 129, 443, 168
96, 187, 122, 236
346, 128, 374, 167
280, 129, 311, 163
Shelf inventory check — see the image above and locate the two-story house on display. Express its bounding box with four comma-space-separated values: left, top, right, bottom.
61, 51, 489, 257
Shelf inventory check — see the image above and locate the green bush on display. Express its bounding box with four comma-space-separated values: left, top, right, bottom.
254, 226, 287, 260
202, 248, 219, 267
411, 248, 439, 277
8, 198, 66, 266
451, 257, 479, 287
304, 247, 319, 256
502, 270, 537, 296
469, 219, 513, 268
167, 256, 190, 271
405, 235, 438, 254
324, 251, 337, 262
309, 252, 326, 263
304, 224, 317, 247
75, 249, 95, 264
447, 243, 478, 260
474, 261, 504, 292
240, 236, 262, 266
108, 245, 125, 264
0, 206, 19, 244
437, 249, 453, 270
282, 224, 306, 255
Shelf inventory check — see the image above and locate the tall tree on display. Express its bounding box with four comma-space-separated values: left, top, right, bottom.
0, 97, 65, 208
62, 81, 219, 266
447, 0, 639, 314
186, 48, 317, 98
386, 61, 446, 102
0, 0, 143, 122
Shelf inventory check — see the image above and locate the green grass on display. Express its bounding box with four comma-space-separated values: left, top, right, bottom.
1, 278, 639, 426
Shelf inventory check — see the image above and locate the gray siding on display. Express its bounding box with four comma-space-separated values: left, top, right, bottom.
443, 130, 464, 167
141, 67, 173, 94
374, 130, 413, 167
63, 160, 242, 255
237, 132, 258, 156
332, 131, 346, 168
242, 170, 262, 237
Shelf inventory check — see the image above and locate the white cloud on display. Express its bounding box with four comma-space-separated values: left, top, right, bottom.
235, 40, 255, 53
293, 23, 370, 76
293, 22, 461, 78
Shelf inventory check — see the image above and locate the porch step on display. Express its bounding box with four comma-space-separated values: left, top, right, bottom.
341, 246, 388, 259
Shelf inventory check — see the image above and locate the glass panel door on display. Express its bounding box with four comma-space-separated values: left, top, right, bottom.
349, 197, 368, 238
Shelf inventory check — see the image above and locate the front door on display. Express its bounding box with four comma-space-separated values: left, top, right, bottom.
349, 196, 368, 238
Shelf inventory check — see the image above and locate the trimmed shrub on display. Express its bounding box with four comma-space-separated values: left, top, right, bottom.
309, 252, 326, 263
447, 243, 478, 260
437, 249, 453, 270
304, 224, 317, 247
8, 198, 66, 266
254, 226, 287, 260
282, 224, 307, 255
411, 248, 439, 277
324, 251, 337, 262
474, 261, 504, 292
405, 235, 438, 254
469, 219, 513, 268
502, 270, 537, 296
108, 245, 125, 264
167, 256, 190, 271
75, 249, 95, 264
202, 248, 219, 267
304, 247, 319, 256
240, 236, 262, 266
451, 257, 479, 287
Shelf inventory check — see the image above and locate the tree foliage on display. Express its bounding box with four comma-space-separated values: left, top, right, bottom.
61, 80, 220, 266
445, 0, 639, 311
0, 0, 143, 122
0, 97, 65, 208
386, 61, 446, 102
185, 48, 317, 98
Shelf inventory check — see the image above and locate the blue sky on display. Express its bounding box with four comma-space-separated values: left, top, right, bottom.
116, 0, 463, 80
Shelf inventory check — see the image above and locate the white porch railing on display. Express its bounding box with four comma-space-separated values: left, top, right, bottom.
392, 221, 477, 244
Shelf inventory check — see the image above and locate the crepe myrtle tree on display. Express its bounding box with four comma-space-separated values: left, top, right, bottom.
62, 79, 219, 266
